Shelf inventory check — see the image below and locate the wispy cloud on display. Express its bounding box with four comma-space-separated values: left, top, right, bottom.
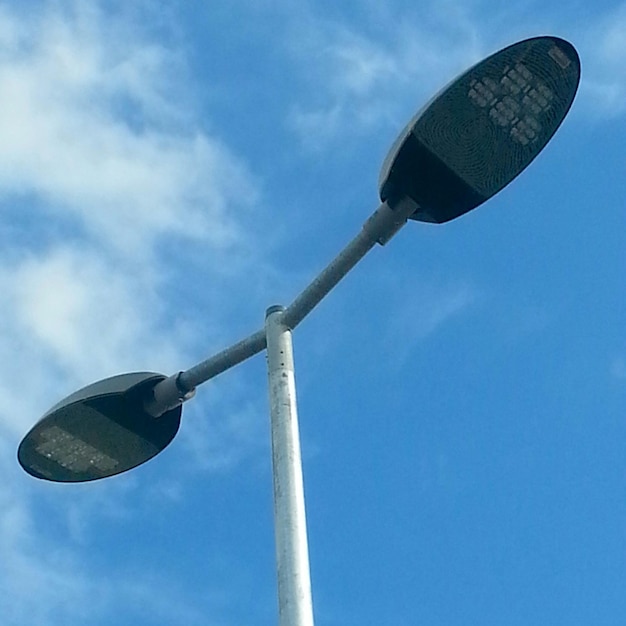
355, 266, 480, 368
0, 0, 265, 432
177, 384, 269, 474
0, 449, 222, 626
0, 3, 258, 259
0, 3, 267, 623
0, 245, 189, 436
285, 2, 483, 149
0, 437, 106, 626
386, 280, 478, 358
286, 0, 626, 150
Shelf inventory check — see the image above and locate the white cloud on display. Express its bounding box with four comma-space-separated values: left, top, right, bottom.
0, 2, 273, 479
0, 446, 221, 626
0, 2, 258, 260
0, 437, 96, 625
386, 281, 478, 354
286, 4, 483, 148
325, 30, 400, 97
287, 0, 626, 149
0, 0, 264, 433
179, 391, 268, 474
340, 266, 480, 369
0, 3, 267, 622
0, 244, 185, 439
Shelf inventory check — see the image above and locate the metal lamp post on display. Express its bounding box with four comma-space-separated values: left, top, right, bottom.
17, 37, 580, 626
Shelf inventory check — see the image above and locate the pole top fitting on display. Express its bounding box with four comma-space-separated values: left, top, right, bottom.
266, 304, 286, 318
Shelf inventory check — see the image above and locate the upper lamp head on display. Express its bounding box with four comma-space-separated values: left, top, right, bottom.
17, 372, 182, 483
379, 36, 581, 223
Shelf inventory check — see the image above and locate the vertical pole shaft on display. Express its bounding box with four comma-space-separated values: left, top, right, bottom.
265, 305, 314, 626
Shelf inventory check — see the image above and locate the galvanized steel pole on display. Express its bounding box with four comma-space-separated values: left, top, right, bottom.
265, 305, 314, 626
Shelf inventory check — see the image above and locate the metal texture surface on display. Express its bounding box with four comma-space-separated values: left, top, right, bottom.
265, 307, 315, 626
178, 329, 267, 391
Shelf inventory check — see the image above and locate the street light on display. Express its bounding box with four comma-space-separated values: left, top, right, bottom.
18, 36, 580, 626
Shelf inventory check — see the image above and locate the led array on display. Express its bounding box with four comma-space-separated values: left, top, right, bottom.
489, 95, 521, 127
468, 61, 555, 147
468, 77, 498, 108
36, 425, 119, 473
510, 116, 541, 146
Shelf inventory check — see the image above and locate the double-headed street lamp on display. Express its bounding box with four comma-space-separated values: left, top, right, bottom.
18, 37, 580, 626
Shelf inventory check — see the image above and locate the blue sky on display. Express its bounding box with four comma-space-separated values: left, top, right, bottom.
1, 1, 625, 624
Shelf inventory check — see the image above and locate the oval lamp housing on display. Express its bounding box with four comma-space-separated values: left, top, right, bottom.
379, 36, 581, 223
18, 372, 182, 483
